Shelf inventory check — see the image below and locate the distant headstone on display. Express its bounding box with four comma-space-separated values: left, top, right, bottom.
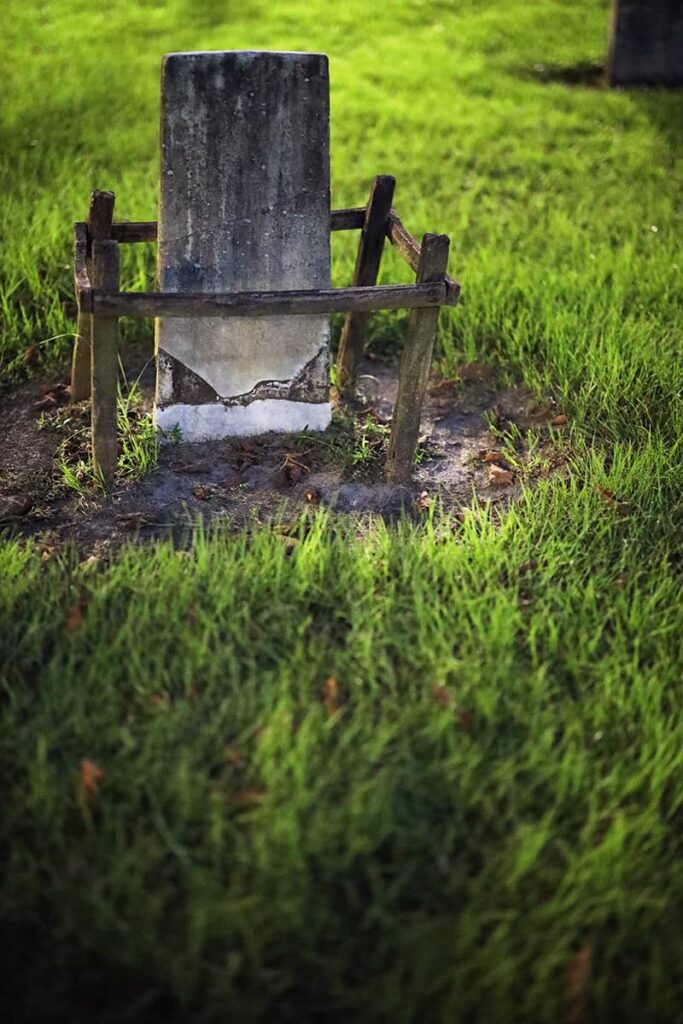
155, 50, 332, 440
608, 1, 683, 86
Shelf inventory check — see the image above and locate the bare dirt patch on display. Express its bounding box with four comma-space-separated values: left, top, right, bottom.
0, 353, 568, 554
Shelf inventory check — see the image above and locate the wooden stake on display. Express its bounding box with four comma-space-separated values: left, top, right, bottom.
385, 233, 450, 485
70, 190, 115, 401
91, 239, 119, 484
336, 175, 395, 395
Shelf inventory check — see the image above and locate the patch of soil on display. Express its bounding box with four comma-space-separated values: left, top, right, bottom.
0, 354, 568, 554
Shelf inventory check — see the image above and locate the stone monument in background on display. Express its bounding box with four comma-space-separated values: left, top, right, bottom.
608, 1, 683, 86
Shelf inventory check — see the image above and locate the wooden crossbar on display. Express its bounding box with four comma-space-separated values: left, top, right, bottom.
84, 281, 450, 318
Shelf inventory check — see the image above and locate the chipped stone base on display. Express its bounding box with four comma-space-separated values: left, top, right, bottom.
154, 400, 332, 442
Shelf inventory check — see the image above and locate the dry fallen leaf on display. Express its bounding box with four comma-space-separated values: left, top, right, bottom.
229, 787, 267, 807
224, 745, 245, 768
458, 362, 496, 381
431, 684, 451, 709
596, 485, 630, 516
488, 467, 514, 488
22, 345, 36, 365
429, 377, 458, 393
233, 442, 260, 472
551, 414, 568, 427
286, 538, 300, 557
34, 393, 57, 411
79, 757, 103, 798
480, 450, 506, 465
415, 490, 431, 513
457, 709, 475, 732
65, 604, 85, 633
323, 676, 340, 716
566, 942, 593, 1024
282, 453, 309, 485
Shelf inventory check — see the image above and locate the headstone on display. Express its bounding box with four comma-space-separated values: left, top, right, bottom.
608, 1, 683, 86
155, 50, 332, 440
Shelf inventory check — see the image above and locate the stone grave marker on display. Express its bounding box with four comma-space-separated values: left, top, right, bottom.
155, 50, 332, 440
609, 1, 683, 86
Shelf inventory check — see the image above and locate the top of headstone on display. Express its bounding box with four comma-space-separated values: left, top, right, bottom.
162, 50, 328, 62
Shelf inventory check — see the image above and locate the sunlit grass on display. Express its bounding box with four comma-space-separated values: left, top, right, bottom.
1, 0, 683, 1020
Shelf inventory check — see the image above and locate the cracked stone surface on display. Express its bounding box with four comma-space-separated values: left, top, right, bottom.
154, 50, 331, 437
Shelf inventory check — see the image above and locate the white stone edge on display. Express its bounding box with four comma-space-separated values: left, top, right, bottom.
154, 399, 332, 442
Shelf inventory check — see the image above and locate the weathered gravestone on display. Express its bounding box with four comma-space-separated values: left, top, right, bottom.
155, 50, 332, 440
608, 1, 683, 86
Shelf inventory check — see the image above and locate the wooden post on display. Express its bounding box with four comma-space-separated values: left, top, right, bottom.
91, 239, 120, 484
336, 174, 395, 396
70, 190, 115, 401
385, 233, 449, 485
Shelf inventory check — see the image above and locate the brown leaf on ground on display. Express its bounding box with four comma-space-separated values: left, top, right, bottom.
79, 758, 103, 798
229, 787, 267, 807
282, 453, 309, 485
551, 414, 569, 427
431, 684, 451, 709
34, 393, 57, 411
458, 362, 496, 381
457, 709, 475, 731
596, 485, 630, 516
480, 450, 506, 465
566, 942, 593, 1024
323, 676, 340, 716
65, 604, 85, 633
233, 442, 260, 472
224, 745, 245, 768
283, 537, 299, 557
488, 466, 514, 488
429, 377, 458, 393
22, 345, 36, 365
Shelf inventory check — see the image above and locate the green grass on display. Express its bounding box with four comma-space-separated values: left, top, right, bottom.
1, 0, 683, 1020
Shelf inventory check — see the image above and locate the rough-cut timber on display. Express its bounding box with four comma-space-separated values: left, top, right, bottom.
336, 175, 395, 394
93, 282, 448, 318
155, 50, 332, 440
71, 191, 114, 401
608, 0, 683, 86
90, 240, 119, 483
385, 234, 450, 484
388, 212, 461, 304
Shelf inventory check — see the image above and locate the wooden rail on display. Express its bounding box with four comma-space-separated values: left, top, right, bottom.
85, 282, 448, 318
72, 183, 461, 490
387, 211, 460, 304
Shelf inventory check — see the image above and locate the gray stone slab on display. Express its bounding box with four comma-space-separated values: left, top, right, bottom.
609, 1, 683, 86
154, 50, 331, 439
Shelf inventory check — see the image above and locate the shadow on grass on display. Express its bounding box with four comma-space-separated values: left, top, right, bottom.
518, 61, 606, 89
